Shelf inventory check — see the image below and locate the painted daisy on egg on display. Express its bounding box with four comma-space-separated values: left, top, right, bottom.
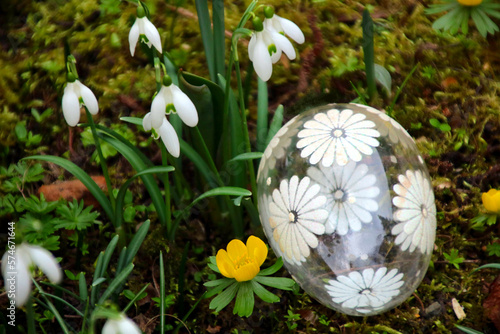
426, 0, 500, 37
269, 176, 328, 264
325, 267, 404, 314
297, 108, 380, 167
129, 6, 163, 56
391, 170, 437, 254
307, 161, 380, 235
259, 116, 299, 174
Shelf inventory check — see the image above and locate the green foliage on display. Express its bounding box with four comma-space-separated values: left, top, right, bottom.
444, 249, 465, 269
486, 242, 500, 257
429, 118, 451, 133
205, 256, 295, 317
55, 200, 100, 230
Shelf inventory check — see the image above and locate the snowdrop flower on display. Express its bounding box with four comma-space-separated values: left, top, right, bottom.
248, 9, 305, 82
143, 112, 180, 157
1, 242, 62, 307
263, 7, 305, 61
129, 6, 162, 56
62, 75, 99, 127
248, 17, 277, 82
150, 76, 198, 129
102, 313, 141, 334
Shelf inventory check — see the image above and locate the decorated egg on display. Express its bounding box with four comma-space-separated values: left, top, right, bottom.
257, 103, 436, 316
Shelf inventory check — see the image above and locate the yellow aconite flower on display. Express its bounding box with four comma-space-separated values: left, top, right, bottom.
482, 189, 500, 213
457, 0, 482, 6
216, 236, 268, 282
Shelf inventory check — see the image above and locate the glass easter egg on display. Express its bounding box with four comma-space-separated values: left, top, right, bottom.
257, 103, 436, 316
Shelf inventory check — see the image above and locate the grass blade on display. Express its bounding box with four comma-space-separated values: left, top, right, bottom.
213, 0, 225, 78
195, 0, 215, 82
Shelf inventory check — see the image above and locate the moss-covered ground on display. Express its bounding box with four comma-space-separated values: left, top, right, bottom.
2, 0, 500, 333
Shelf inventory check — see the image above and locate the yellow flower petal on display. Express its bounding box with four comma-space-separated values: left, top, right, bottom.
216, 249, 235, 278
457, 0, 482, 6
483, 189, 500, 213
226, 239, 248, 263
247, 236, 268, 267
234, 262, 260, 282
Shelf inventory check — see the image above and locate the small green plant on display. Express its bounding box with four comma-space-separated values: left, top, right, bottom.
205, 236, 295, 317
444, 249, 465, 269
486, 242, 500, 257
284, 309, 301, 331
429, 118, 451, 133
421, 65, 437, 80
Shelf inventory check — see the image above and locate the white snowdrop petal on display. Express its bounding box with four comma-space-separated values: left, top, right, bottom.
2, 249, 32, 307
117, 316, 142, 334
62, 88, 81, 127
271, 31, 296, 60
143, 17, 163, 53
158, 118, 180, 157
171, 85, 198, 127
26, 245, 62, 284
248, 34, 256, 61
150, 91, 167, 129
252, 34, 273, 82
78, 81, 99, 115
128, 20, 140, 56
277, 15, 305, 43
142, 112, 152, 131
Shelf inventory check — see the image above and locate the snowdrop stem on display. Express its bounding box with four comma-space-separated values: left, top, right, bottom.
160, 143, 172, 232
154, 56, 162, 92
85, 108, 116, 210
66, 55, 79, 80
26, 295, 36, 334
234, 59, 258, 206
33, 280, 71, 334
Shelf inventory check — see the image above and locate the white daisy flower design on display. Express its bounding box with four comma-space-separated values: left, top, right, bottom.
307, 161, 380, 235
296, 108, 380, 167
259, 116, 299, 174
325, 267, 404, 314
358, 105, 414, 147
391, 170, 437, 254
269, 176, 329, 264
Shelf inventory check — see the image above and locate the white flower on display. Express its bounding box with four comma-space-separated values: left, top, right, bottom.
102, 314, 141, 334
297, 108, 380, 167
325, 267, 404, 314
1, 243, 62, 307
248, 29, 276, 82
248, 13, 304, 82
264, 14, 305, 61
62, 80, 99, 127
307, 161, 380, 235
128, 12, 162, 56
391, 170, 437, 254
150, 83, 198, 129
143, 112, 180, 158
269, 175, 328, 264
